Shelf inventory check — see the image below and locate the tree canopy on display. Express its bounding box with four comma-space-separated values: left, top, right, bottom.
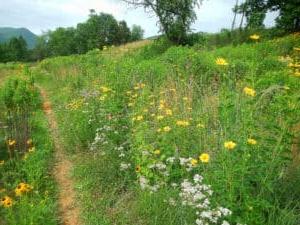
123, 0, 203, 44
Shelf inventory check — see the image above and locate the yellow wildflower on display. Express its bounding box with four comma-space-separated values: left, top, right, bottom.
156, 115, 164, 120
249, 34, 260, 41
199, 153, 210, 163
294, 47, 300, 51
99, 95, 107, 101
7, 139, 16, 147
176, 120, 190, 127
15, 183, 33, 197
132, 115, 143, 121
224, 141, 237, 150
243, 87, 256, 97
128, 102, 134, 107
216, 58, 229, 66
154, 149, 161, 155
191, 159, 198, 166
247, 138, 257, 145
100, 86, 111, 93
135, 165, 141, 173
28, 147, 35, 153
182, 97, 189, 101
0, 160, 4, 166
165, 109, 173, 116
1, 196, 12, 208
197, 123, 205, 128
157, 128, 162, 133
134, 83, 146, 90
163, 126, 171, 132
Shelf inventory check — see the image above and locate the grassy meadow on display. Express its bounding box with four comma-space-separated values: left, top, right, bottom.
1, 33, 300, 225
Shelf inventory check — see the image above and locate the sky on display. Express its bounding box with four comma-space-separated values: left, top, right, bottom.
0, 0, 278, 37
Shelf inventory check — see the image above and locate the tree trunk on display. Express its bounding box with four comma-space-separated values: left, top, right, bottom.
231, 0, 239, 31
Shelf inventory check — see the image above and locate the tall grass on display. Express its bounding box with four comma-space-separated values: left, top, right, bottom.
35, 34, 300, 225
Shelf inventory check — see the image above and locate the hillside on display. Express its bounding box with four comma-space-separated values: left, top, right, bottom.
0, 27, 37, 49
1, 34, 300, 225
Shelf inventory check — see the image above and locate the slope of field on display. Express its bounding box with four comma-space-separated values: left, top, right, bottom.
34, 35, 300, 225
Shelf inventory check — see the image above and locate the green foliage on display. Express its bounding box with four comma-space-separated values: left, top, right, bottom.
35, 33, 300, 225
123, 0, 202, 44
131, 25, 145, 42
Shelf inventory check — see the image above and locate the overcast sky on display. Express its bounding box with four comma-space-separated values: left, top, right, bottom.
0, 0, 277, 37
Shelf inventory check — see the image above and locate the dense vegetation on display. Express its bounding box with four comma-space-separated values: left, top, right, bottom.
0, 10, 144, 63
0, 67, 58, 224
29, 32, 300, 225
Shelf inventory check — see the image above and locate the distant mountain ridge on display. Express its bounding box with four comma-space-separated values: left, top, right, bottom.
0, 27, 37, 49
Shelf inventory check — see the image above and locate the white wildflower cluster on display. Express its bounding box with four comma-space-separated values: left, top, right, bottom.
139, 176, 161, 193
180, 174, 232, 225
179, 157, 194, 172
164, 197, 177, 206
120, 162, 131, 171
89, 126, 112, 151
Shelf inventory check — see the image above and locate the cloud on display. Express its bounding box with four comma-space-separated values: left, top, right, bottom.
0, 0, 276, 37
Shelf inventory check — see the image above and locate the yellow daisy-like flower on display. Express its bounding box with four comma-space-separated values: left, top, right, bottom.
154, 149, 161, 155
163, 126, 171, 132
99, 95, 107, 101
190, 159, 198, 166
197, 123, 205, 128
1, 196, 13, 208
135, 165, 141, 173
247, 138, 257, 145
176, 120, 190, 127
7, 139, 16, 147
249, 34, 260, 41
28, 147, 36, 153
224, 141, 237, 150
100, 86, 111, 93
15, 183, 33, 197
134, 83, 146, 90
132, 115, 143, 121
165, 109, 173, 116
243, 87, 256, 97
216, 58, 229, 66
294, 47, 300, 51
199, 153, 210, 163
156, 115, 164, 120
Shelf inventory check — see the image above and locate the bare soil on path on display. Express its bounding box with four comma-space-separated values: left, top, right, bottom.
40, 88, 81, 225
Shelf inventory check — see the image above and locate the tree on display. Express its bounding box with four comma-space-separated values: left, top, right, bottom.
76, 12, 120, 51
123, 0, 203, 44
47, 27, 77, 56
268, 0, 300, 32
7, 36, 28, 61
117, 21, 131, 44
131, 25, 144, 41
235, 0, 267, 29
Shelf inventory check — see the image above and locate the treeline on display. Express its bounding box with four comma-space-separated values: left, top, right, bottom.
0, 10, 144, 63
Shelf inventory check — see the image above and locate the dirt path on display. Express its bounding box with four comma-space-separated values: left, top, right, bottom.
40, 88, 81, 225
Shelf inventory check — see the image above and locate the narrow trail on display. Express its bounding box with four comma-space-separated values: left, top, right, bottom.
40, 88, 81, 225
